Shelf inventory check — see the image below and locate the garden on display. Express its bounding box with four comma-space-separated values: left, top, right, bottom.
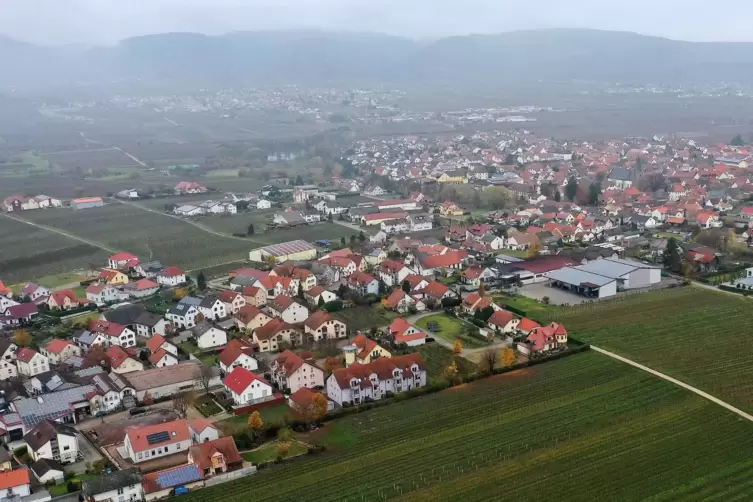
182, 351, 753, 501
416, 313, 488, 348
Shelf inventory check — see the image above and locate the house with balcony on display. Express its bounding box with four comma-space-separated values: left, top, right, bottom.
24, 420, 79, 464
270, 350, 325, 393
251, 319, 303, 352
326, 354, 427, 406
303, 311, 347, 341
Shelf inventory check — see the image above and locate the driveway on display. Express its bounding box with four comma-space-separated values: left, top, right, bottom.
518, 283, 588, 306
68, 433, 104, 474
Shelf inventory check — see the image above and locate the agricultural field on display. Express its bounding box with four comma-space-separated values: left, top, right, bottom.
134, 195, 221, 210
19, 204, 259, 272
544, 286, 753, 413
0, 215, 108, 284
253, 224, 356, 246
184, 352, 753, 501
332, 306, 397, 331
43, 148, 141, 170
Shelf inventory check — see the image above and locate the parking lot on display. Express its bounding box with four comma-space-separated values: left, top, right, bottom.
519, 282, 589, 305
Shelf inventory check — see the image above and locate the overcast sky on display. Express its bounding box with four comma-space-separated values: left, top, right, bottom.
3, 0, 753, 46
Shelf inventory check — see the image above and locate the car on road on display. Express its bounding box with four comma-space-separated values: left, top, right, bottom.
129, 407, 147, 416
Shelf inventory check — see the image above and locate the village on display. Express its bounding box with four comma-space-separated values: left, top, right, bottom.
1, 128, 753, 501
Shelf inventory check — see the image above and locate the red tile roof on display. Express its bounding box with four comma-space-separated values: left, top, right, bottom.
253, 318, 299, 341
16, 348, 39, 363
189, 437, 243, 470
514, 256, 578, 274
146, 334, 168, 353
110, 252, 138, 261
106, 346, 132, 369
126, 419, 191, 453
50, 289, 79, 306
223, 366, 269, 395
0, 468, 30, 490
422, 250, 467, 269
488, 310, 515, 328
351, 333, 379, 360
517, 317, 540, 332
236, 305, 266, 325
348, 272, 376, 286
304, 310, 338, 330
389, 318, 425, 343
219, 290, 241, 303
131, 279, 159, 291
148, 348, 173, 365
330, 354, 426, 389
289, 387, 324, 409
218, 339, 256, 367
273, 350, 306, 375
46, 338, 74, 354
384, 289, 408, 309
419, 280, 449, 299
160, 266, 185, 277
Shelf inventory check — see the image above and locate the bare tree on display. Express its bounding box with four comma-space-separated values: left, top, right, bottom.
480, 348, 499, 374
195, 364, 215, 395
172, 391, 195, 418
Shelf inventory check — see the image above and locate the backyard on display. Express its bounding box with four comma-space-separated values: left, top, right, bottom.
241, 440, 308, 465
219, 405, 296, 435
332, 306, 397, 331
416, 313, 487, 348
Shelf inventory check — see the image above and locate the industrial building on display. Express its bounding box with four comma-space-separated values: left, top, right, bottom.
248, 240, 317, 263
545, 258, 661, 299
71, 197, 104, 210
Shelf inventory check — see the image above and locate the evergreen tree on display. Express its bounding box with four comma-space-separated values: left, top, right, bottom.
554, 190, 561, 202
295, 174, 304, 185
588, 183, 601, 205
197, 271, 206, 291
401, 280, 411, 293
731, 134, 745, 146
358, 231, 366, 242
247, 223, 255, 236
565, 176, 578, 201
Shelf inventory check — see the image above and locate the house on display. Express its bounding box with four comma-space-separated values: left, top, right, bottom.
219, 290, 246, 314
134, 260, 164, 279
461, 293, 497, 314
407, 214, 433, 232
440, 201, 465, 216
108, 252, 139, 270
30, 458, 65, 484
0, 340, 18, 380
271, 350, 325, 393
257, 199, 272, 209
234, 305, 273, 333
436, 171, 468, 184
218, 339, 259, 373
41, 339, 81, 365
223, 367, 274, 406
16, 348, 49, 377
47, 289, 81, 310
82, 469, 143, 502
187, 437, 243, 477
3, 195, 40, 212
289, 387, 333, 415
517, 317, 541, 334
85, 283, 124, 306
364, 185, 386, 196
518, 322, 568, 355
345, 334, 392, 366
198, 294, 227, 321
378, 260, 414, 288
157, 266, 187, 286
304, 311, 348, 341
122, 279, 161, 299
74, 330, 109, 351
124, 419, 192, 463
107, 345, 145, 374
0, 468, 31, 499
242, 286, 267, 307
607, 166, 633, 189
326, 354, 427, 406
303, 286, 338, 307
248, 240, 318, 264
189, 418, 220, 444
487, 310, 520, 333
149, 348, 179, 368
505, 233, 539, 251
98, 268, 129, 285
347, 272, 379, 296
267, 295, 309, 324
167, 301, 200, 329
2, 302, 40, 327
388, 318, 426, 346
192, 322, 228, 350
175, 181, 208, 194
21, 283, 50, 303
134, 311, 168, 339
91, 320, 137, 348
142, 464, 204, 501
24, 419, 79, 464
0, 281, 12, 298
384, 289, 425, 313
117, 361, 221, 402
252, 319, 303, 352
461, 266, 497, 287
415, 250, 468, 276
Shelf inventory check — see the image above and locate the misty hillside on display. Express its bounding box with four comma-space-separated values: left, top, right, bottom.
5, 28, 753, 89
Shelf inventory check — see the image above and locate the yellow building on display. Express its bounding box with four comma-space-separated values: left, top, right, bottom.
436, 171, 468, 184
345, 334, 391, 366
439, 201, 465, 216
98, 268, 129, 285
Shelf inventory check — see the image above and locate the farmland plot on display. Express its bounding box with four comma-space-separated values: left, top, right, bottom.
545, 286, 753, 413
0, 216, 108, 283
20, 205, 255, 271
44, 148, 140, 170
183, 352, 753, 501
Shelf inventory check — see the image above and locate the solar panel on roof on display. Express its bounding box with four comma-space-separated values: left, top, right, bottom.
156, 464, 202, 488
146, 431, 170, 445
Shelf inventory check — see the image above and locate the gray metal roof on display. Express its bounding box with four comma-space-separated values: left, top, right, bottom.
574, 259, 639, 278
259, 239, 315, 257
83, 469, 143, 496
546, 267, 616, 287
13, 386, 96, 427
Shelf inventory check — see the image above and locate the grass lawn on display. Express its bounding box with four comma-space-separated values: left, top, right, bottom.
180, 341, 215, 365
10, 271, 88, 294
416, 313, 486, 348
184, 351, 753, 501
195, 394, 223, 417
219, 405, 296, 434
241, 440, 308, 465
47, 484, 68, 497
651, 231, 687, 240
64, 311, 101, 327
545, 286, 753, 414
494, 293, 553, 318
415, 343, 477, 384
494, 248, 529, 257
332, 306, 397, 331
206, 169, 240, 178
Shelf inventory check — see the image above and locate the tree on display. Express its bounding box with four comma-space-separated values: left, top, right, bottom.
554, 190, 561, 202
172, 391, 195, 418
634, 156, 643, 172
309, 393, 329, 421
74, 186, 85, 198
196, 364, 214, 395
527, 241, 541, 259
378, 279, 387, 295
664, 237, 683, 272
340, 237, 346, 247
295, 174, 304, 185
324, 356, 343, 373
197, 271, 207, 291
565, 176, 578, 201
401, 280, 411, 293
13, 329, 31, 347
443, 360, 460, 383
247, 223, 255, 236
474, 305, 495, 322
248, 411, 264, 432
478, 282, 486, 297
453, 340, 463, 354
731, 134, 745, 146
480, 348, 499, 374
350, 235, 357, 247
142, 391, 154, 406
297, 282, 304, 299
588, 183, 601, 205
358, 231, 366, 242
173, 287, 187, 301
317, 295, 325, 308
502, 346, 516, 368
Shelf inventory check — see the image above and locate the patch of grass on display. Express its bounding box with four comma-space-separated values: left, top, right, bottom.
219, 405, 295, 433
416, 343, 477, 383
332, 306, 397, 331
47, 484, 69, 497
416, 313, 485, 348
205, 169, 240, 178
195, 394, 223, 417
183, 352, 753, 501
241, 440, 308, 465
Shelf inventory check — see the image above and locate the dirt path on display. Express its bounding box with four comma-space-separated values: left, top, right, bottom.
113, 199, 267, 246
0, 212, 117, 253
112, 146, 147, 167
591, 345, 753, 423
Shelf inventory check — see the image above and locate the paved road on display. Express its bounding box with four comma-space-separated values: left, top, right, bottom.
0, 212, 117, 253
331, 218, 363, 232
591, 345, 753, 423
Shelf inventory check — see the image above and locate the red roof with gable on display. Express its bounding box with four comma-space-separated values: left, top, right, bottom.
46, 338, 75, 354
388, 318, 425, 343
517, 318, 540, 332
106, 345, 132, 369
146, 334, 168, 353
110, 252, 138, 261
224, 366, 270, 395
160, 266, 185, 277
488, 310, 515, 328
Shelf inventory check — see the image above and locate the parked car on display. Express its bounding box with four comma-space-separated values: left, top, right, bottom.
129, 407, 146, 416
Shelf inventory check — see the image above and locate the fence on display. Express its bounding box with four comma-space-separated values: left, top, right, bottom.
204, 466, 258, 487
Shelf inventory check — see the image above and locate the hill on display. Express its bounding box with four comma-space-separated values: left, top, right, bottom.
5, 28, 753, 88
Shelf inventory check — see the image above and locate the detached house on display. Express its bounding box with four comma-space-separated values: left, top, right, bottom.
388, 318, 426, 346
303, 286, 338, 308
384, 289, 425, 313
146, 334, 179, 368
16, 348, 49, 377
124, 419, 192, 463
85, 283, 124, 306
198, 294, 227, 321
326, 354, 427, 406
345, 334, 391, 366
91, 320, 137, 348
218, 339, 258, 373
24, 420, 79, 464
191, 322, 228, 350
41, 339, 81, 365
0, 340, 18, 380
252, 319, 303, 352
219, 290, 246, 314
187, 437, 243, 478
518, 322, 568, 355
156, 266, 186, 287
378, 260, 414, 288
21, 283, 50, 303
107, 345, 144, 374
223, 367, 274, 406
487, 310, 520, 333
108, 252, 139, 270
270, 350, 325, 393
47, 289, 81, 310
98, 269, 129, 285
267, 295, 309, 324
167, 300, 200, 329
347, 272, 379, 296
303, 311, 348, 341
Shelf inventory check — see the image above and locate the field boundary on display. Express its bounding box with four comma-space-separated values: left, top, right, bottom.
591, 345, 753, 423
0, 212, 117, 253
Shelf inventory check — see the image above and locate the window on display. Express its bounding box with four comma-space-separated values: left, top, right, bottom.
138, 452, 143, 459
117, 488, 124, 495
63, 446, 70, 451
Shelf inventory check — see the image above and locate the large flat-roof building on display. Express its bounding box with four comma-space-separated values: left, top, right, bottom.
248, 240, 317, 263
545, 258, 661, 299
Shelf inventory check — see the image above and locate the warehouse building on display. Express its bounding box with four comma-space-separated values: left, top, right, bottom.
544, 267, 618, 299
248, 240, 317, 263
71, 197, 104, 210
545, 258, 661, 299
